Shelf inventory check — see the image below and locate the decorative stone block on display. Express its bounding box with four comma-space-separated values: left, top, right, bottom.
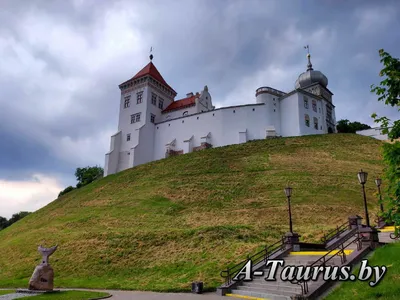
28, 245, 58, 291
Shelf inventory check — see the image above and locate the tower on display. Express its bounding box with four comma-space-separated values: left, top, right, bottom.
104, 54, 177, 176
295, 46, 336, 133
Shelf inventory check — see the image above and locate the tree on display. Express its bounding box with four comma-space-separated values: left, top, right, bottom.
0, 212, 31, 230
0, 216, 8, 230
58, 186, 75, 198
336, 119, 371, 133
75, 165, 104, 188
8, 211, 31, 225
370, 49, 400, 231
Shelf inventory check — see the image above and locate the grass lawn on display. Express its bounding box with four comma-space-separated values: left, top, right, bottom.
29, 291, 110, 299
325, 242, 400, 300
0, 134, 386, 291
0, 290, 14, 295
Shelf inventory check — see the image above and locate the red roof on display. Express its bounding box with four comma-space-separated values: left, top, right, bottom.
119, 62, 176, 94
162, 95, 197, 113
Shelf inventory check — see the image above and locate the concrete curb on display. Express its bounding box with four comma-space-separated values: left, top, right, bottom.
88, 294, 112, 300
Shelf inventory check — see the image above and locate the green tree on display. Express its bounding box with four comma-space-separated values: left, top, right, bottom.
58, 186, 75, 198
336, 119, 371, 133
370, 49, 400, 231
0, 216, 8, 230
6, 211, 31, 228
75, 166, 104, 188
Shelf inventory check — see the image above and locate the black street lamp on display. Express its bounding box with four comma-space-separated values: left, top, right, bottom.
375, 178, 384, 213
357, 169, 370, 227
284, 186, 293, 234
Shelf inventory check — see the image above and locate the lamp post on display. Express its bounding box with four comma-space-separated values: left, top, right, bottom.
284, 186, 293, 234
357, 169, 370, 227
375, 178, 384, 213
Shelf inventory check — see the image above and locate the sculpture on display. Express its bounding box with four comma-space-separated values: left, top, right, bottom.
28, 245, 58, 291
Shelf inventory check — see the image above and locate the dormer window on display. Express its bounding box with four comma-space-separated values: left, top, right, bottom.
183, 111, 188, 116
137, 92, 143, 104
124, 96, 131, 108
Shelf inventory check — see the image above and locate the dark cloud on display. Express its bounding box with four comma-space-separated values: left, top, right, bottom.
0, 0, 399, 185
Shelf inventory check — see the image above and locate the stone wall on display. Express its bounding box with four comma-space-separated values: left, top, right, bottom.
193, 142, 212, 152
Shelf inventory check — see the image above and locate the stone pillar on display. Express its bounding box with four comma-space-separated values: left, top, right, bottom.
358, 227, 380, 249
283, 232, 301, 251
348, 215, 362, 229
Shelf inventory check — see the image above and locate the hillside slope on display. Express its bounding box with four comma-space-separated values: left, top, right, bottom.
0, 134, 385, 291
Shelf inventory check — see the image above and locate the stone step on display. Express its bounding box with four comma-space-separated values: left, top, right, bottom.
229, 289, 291, 300
241, 281, 313, 290
235, 285, 300, 297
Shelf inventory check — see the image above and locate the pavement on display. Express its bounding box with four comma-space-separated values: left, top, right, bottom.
0, 289, 226, 300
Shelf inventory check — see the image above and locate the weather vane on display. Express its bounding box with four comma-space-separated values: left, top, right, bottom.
304, 45, 310, 54
149, 46, 154, 61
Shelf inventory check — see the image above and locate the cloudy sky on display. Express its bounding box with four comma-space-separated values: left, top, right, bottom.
0, 0, 399, 218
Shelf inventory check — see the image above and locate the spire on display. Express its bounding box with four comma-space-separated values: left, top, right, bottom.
304, 45, 313, 71
149, 46, 154, 61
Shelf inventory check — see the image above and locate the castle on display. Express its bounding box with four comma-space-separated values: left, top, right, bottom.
104, 52, 336, 176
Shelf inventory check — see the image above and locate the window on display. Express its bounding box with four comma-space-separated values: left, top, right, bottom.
158, 98, 164, 109
305, 114, 310, 127
151, 93, 157, 105
205, 102, 208, 108
150, 113, 155, 123
312, 100, 317, 112
304, 97, 309, 109
183, 111, 188, 116
127, 133, 131, 141
124, 96, 131, 108
313, 117, 318, 130
136, 92, 143, 104
319, 108, 321, 113
130, 113, 141, 123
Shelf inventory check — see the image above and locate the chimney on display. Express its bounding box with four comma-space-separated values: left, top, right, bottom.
186, 92, 194, 97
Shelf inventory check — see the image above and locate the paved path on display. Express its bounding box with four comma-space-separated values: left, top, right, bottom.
0, 289, 225, 300
0, 294, 33, 300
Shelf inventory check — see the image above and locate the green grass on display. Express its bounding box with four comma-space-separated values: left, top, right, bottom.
325, 242, 400, 300
0, 289, 14, 295
0, 134, 386, 291
30, 291, 109, 299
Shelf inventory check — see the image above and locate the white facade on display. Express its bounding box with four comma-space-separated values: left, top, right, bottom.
104, 56, 337, 176
356, 128, 389, 140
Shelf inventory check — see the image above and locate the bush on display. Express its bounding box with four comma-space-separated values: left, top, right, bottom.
58, 186, 75, 197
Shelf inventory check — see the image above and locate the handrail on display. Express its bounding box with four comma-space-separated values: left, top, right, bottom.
294, 228, 363, 295
220, 237, 286, 285
321, 220, 349, 244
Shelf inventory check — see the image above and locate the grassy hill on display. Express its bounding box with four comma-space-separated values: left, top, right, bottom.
0, 134, 385, 291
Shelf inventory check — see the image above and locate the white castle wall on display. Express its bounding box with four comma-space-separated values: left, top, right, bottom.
153, 103, 270, 161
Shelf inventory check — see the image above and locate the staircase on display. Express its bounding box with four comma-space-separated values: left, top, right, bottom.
218, 218, 374, 300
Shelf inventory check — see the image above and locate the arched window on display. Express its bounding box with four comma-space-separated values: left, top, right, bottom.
305, 114, 310, 127
313, 117, 318, 130
183, 111, 188, 116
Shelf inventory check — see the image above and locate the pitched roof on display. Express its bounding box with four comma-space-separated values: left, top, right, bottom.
119, 62, 176, 94
162, 95, 197, 113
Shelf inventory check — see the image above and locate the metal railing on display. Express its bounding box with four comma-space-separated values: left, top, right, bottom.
321, 220, 349, 244
220, 237, 286, 285
294, 228, 363, 295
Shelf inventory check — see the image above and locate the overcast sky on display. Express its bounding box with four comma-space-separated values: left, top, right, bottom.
0, 0, 399, 218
